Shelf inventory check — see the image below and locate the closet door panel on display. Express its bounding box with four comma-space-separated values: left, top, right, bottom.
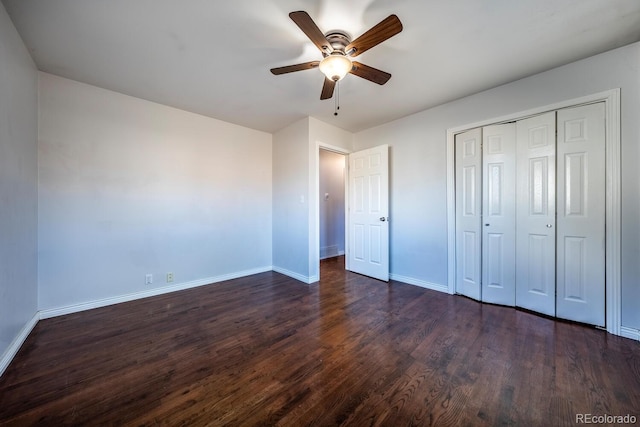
455, 128, 482, 300
515, 112, 556, 316
481, 123, 516, 306
556, 103, 605, 326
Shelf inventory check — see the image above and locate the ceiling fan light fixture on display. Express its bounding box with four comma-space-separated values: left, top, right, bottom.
271, 11, 402, 101
319, 53, 352, 82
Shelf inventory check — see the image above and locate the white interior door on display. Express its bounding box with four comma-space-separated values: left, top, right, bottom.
556, 103, 606, 326
348, 145, 389, 281
481, 123, 517, 306
455, 128, 482, 300
515, 112, 556, 316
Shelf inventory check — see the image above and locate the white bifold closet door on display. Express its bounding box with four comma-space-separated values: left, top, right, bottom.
454, 103, 606, 327
455, 128, 482, 300
515, 112, 557, 317
556, 103, 605, 326
481, 123, 517, 306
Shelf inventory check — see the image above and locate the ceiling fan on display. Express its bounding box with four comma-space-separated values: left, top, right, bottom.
270, 11, 403, 101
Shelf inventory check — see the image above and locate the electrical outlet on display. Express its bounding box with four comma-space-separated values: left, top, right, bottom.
166, 272, 174, 283
145, 274, 153, 285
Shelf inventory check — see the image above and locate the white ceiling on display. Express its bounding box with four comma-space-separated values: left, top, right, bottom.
3, 0, 640, 133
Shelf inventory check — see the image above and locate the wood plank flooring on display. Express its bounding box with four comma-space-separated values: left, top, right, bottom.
1, 256, 639, 426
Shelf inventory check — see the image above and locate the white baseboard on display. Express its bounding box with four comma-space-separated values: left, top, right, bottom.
0, 311, 39, 377
620, 326, 640, 341
272, 266, 316, 284
320, 250, 345, 260
39, 266, 273, 319
390, 274, 448, 294
320, 245, 338, 259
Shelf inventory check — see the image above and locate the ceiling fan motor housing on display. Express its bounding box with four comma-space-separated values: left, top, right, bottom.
324, 30, 351, 55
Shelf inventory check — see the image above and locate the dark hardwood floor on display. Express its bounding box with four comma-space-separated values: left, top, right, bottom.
1, 257, 638, 426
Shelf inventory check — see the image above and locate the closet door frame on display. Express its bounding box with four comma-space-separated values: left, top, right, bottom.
446, 89, 621, 337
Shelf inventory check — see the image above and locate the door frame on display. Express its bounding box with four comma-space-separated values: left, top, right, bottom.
313, 142, 351, 281
445, 88, 621, 336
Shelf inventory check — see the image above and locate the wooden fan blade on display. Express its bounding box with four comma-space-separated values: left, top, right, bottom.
350, 62, 391, 85
271, 61, 320, 75
320, 78, 336, 100
345, 15, 402, 57
289, 11, 334, 54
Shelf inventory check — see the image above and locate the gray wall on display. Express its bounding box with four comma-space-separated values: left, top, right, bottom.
0, 3, 38, 362
354, 42, 640, 330
38, 73, 272, 310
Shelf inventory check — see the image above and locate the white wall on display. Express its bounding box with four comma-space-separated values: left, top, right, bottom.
355, 113, 449, 289
319, 149, 345, 259
272, 118, 311, 282
309, 118, 353, 280
354, 42, 640, 330
272, 117, 352, 283
38, 73, 272, 311
0, 4, 38, 366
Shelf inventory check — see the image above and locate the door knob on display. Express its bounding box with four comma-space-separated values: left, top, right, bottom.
485, 223, 490, 226
380, 217, 387, 222
546, 224, 553, 228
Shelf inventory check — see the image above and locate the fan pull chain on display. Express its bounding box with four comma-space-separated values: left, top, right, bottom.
334, 80, 340, 116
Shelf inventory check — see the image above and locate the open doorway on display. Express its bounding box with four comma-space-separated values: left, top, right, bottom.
319, 149, 346, 262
